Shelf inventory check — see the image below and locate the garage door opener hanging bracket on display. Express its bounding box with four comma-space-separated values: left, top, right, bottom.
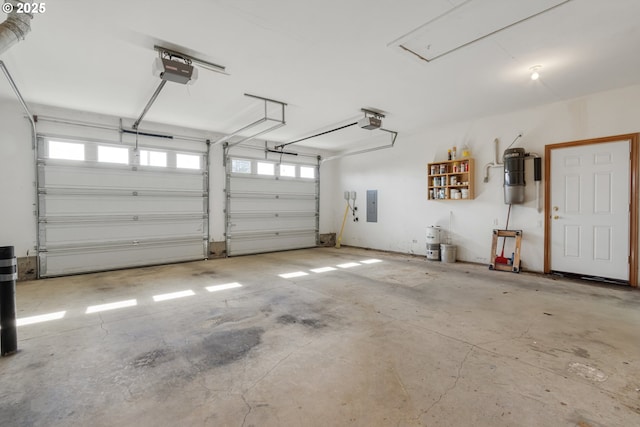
218, 94, 287, 156
127, 47, 228, 139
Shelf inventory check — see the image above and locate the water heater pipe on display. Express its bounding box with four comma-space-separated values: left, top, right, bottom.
483, 138, 504, 182
526, 153, 542, 213
484, 134, 523, 183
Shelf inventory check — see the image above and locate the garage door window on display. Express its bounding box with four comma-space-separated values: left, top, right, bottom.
98, 146, 129, 164
48, 140, 85, 161
177, 153, 201, 170
279, 164, 296, 177
231, 159, 252, 174
300, 166, 315, 179
257, 162, 275, 176
139, 150, 167, 167
226, 157, 318, 256
38, 137, 209, 277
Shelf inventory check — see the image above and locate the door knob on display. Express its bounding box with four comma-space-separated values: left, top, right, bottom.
553, 206, 559, 211
554, 215, 559, 220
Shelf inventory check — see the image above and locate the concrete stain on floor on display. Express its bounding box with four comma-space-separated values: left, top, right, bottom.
276, 314, 327, 329
200, 327, 264, 368
132, 348, 172, 369
1, 247, 639, 426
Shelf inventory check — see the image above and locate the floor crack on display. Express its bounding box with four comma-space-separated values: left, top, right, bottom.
246, 338, 315, 391
393, 368, 410, 401
123, 383, 135, 402
422, 345, 474, 418
517, 321, 534, 339
98, 314, 109, 338
475, 321, 535, 347
247, 351, 294, 391
240, 394, 252, 427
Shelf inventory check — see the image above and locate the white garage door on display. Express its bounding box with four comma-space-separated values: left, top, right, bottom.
38, 137, 208, 277
226, 155, 319, 256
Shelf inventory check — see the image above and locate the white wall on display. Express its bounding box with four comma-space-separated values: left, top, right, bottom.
3, 83, 638, 272
0, 99, 36, 255
0, 101, 335, 259
331, 84, 640, 272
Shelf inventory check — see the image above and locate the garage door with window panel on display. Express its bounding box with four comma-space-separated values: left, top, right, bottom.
38, 137, 208, 277
226, 156, 318, 256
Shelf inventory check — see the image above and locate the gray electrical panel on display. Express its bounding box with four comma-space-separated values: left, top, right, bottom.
367, 190, 377, 222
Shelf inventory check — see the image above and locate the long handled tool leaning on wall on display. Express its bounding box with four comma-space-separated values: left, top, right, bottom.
336, 191, 357, 248
495, 204, 512, 265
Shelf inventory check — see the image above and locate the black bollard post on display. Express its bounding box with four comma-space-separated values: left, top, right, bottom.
0, 246, 18, 356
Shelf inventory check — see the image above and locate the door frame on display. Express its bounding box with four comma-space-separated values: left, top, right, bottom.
544, 133, 639, 287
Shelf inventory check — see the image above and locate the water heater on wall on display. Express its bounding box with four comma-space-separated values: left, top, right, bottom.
504, 148, 526, 204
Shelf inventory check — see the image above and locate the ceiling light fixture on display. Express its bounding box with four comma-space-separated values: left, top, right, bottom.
530, 65, 541, 80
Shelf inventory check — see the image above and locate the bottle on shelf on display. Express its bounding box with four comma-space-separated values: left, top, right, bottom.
427, 158, 475, 201
452, 146, 457, 160
462, 144, 471, 158
447, 149, 452, 160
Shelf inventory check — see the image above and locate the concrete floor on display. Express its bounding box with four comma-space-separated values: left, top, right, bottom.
1, 247, 639, 427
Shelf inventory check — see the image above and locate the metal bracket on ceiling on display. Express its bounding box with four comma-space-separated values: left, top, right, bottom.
216, 93, 287, 150
131, 46, 229, 131
275, 107, 395, 156
153, 45, 228, 75
322, 128, 399, 163
158, 49, 192, 66
275, 121, 359, 151
361, 108, 385, 119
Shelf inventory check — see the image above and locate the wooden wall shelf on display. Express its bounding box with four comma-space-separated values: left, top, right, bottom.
427, 158, 475, 200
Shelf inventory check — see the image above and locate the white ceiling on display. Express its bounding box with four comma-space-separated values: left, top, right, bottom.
1, 0, 640, 151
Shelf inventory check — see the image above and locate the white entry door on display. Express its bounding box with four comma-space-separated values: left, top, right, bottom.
550, 140, 630, 280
